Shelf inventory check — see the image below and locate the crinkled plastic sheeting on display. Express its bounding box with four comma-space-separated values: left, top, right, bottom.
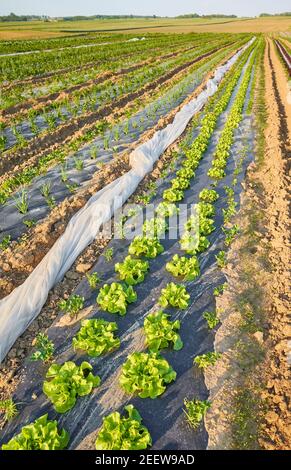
0, 39, 254, 362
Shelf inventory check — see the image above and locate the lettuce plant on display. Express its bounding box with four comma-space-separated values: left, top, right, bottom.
120, 352, 176, 399
166, 254, 200, 281
176, 167, 195, 179
163, 188, 184, 203
143, 217, 168, 238
155, 201, 179, 218
207, 167, 226, 180
95, 405, 151, 450
199, 188, 219, 203
43, 361, 100, 413
171, 177, 190, 191
1, 414, 69, 450
180, 232, 210, 254
144, 311, 183, 352
97, 282, 137, 316
128, 236, 164, 258
115, 256, 149, 286
186, 212, 215, 236
198, 216, 215, 236
72, 319, 120, 357
158, 282, 190, 310
197, 202, 215, 218
0, 399, 18, 422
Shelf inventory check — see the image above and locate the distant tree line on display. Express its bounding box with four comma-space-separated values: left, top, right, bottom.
0, 12, 50, 22
63, 15, 161, 21
176, 13, 237, 19
259, 12, 291, 17
0, 13, 162, 22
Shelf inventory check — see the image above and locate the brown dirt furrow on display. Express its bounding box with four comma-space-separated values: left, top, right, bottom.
0, 42, 235, 182
205, 37, 291, 450
2, 45, 198, 120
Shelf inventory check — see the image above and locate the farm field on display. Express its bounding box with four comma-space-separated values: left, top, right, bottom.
0, 23, 290, 454
1, 16, 291, 39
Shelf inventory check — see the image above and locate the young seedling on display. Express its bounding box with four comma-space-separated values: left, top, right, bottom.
86, 272, 101, 289
215, 250, 227, 268
90, 146, 98, 159
59, 295, 84, 317
23, 219, 36, 228
74, 157, 84, 171
14, 189, 29, 214
0, 235, 11, 250
103, 247, 114, 262
97, 282, 137, 316
61, 165, 68, 182
203, 310, 219, 329
30, 333, 54, 363
193, 352, 221, 369
0, 399, 18, 422
183, 398, 211, 429
40, 183, 51, 199
222, 224, 240, 246
213, 283, 227, 297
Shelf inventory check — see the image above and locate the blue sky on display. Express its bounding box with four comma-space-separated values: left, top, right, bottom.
1, 0, 290, 17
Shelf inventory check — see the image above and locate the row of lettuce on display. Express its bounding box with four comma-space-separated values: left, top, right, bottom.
1, 38, 261, 451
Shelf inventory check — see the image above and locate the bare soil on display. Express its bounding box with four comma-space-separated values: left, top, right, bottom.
205, 38, 291, 450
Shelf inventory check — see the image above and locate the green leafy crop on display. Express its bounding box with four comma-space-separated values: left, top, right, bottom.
128, 236, 164, 258
43, 361, 100, 413
158, 282, 190, 310
115, 255, 149, 286
58, 294, 84, 317
163, 188, 184, 203
95, 405, 151, 450
30, 333, 54, 363
197, 202, 215, 218
155, 202, 179, 218
199, 188, 219, 203
86, 272, 101, 289
2, 414, 69, 450
143, 217, 168, 238
0, 399, 18, 422
166, 254, 200, 281
97, 282, 137, 316
203, 310, 219, 329
215, 250, 227, 268
72, 319, 120, 357
193, 352, 221, 368
144, 311, 183, 352
183, 398, 211, 429
120, 352, 176, 399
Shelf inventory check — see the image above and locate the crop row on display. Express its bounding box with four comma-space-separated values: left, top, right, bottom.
1, 37, 233, 152
0, 39, 241, 216
1, 34, 213, 110
0, 39, 258, 450
1, 32, 241, 82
